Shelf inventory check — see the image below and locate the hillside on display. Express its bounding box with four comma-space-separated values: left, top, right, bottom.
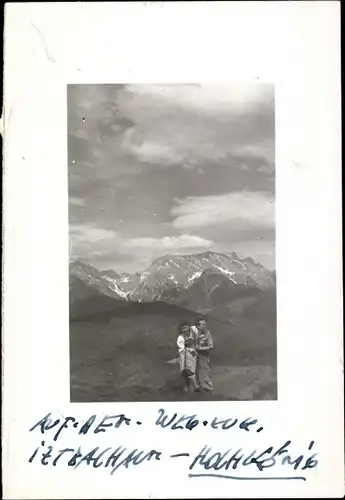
69, 275, 126, 320
70, 296, 277, 402
163, 270, 262, 314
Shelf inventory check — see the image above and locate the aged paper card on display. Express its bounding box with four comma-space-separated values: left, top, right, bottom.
2, 2, 343, 498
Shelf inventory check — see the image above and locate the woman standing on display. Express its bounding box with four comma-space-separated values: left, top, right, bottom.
176, 322, 197, 393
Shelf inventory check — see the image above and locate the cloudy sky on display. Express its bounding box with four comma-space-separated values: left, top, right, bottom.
68, 83, 275, 273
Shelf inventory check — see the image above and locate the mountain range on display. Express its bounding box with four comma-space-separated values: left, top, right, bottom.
69, 251, 275, 319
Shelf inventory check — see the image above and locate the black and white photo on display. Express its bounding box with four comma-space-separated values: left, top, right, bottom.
4, 3, 343, 499
68, 83, 276, 402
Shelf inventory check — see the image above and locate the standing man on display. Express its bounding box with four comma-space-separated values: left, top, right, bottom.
195, 318, 214, 392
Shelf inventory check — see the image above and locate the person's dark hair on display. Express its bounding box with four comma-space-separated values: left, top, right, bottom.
179, 321, 189, 331
195, 317, 206, 325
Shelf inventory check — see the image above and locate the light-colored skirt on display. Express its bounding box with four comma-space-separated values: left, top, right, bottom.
179, 349, 196, 377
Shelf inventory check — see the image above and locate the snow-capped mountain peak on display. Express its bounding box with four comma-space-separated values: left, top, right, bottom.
213, 265, 237, 283
168, 275, 179, 285
70, 251, 275, 310
103, 276, 130, 300
140, 271, 149, 283
188, 271, 202, 283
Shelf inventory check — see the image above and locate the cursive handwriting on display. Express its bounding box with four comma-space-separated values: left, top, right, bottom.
29, 441, 161, 475
188, 441, 318, 481
28, 410, 319, 481
29, 410, 264, 442
29, 413, 131, 442
155, 408, 262, 432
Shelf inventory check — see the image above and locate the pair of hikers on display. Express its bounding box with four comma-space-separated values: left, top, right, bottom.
176, 318, 214, 393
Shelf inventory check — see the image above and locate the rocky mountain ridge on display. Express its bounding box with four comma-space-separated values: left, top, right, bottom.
70, 251, 275, 313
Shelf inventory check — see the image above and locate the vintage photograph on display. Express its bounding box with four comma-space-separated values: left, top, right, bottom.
68, 83, 276, 402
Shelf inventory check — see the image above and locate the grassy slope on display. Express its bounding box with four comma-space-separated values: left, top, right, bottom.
70, 293, 277, 402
